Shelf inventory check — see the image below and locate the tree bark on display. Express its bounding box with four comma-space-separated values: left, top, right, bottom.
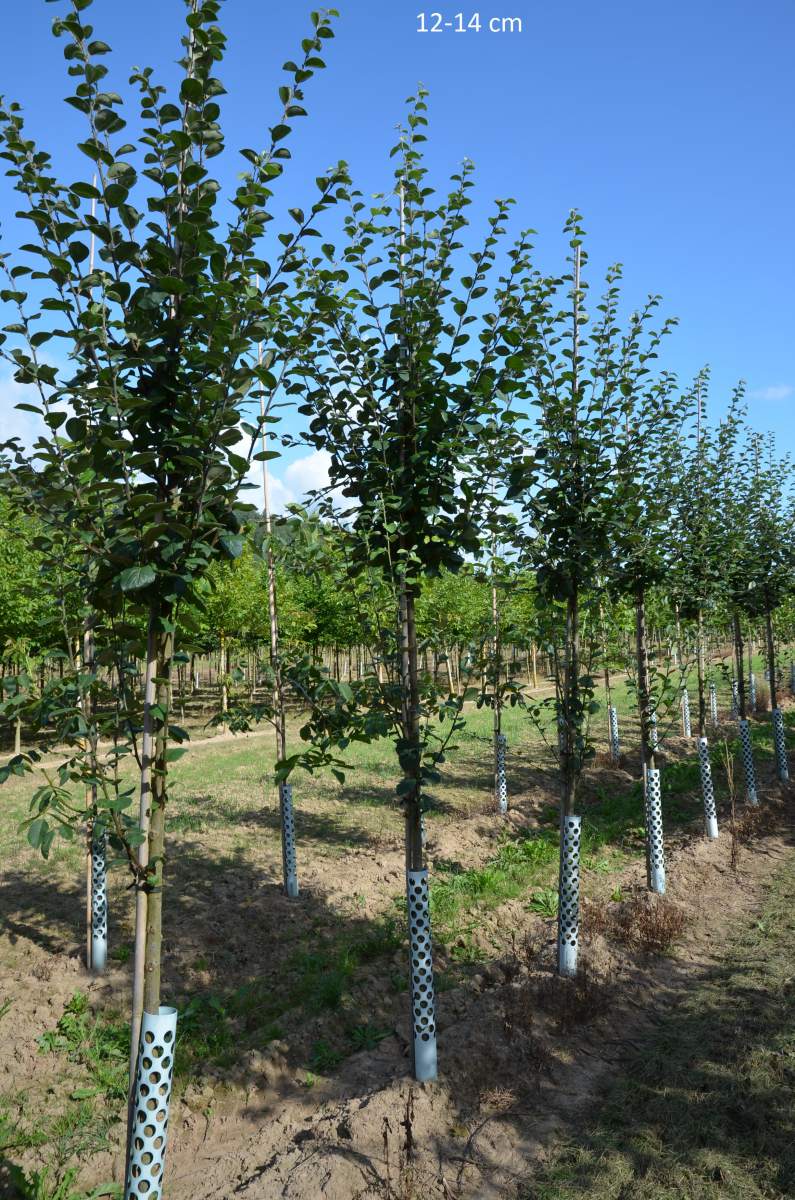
635, 585, 656, 772
399, 580, 423, 873
561, 590, 579, 817
733, 611, 747, 719
142, 625, 173, 1016
696, 607, 706, 737
765, 607, 778, 710
127, 617, 159, 1099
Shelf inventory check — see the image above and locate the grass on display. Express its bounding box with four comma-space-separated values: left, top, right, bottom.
522, 850, 795, 1198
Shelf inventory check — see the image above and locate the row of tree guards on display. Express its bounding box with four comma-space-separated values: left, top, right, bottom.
0, 7, 793, 1197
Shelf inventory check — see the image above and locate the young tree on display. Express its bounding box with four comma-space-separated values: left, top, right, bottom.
511, 217, 679, 956
289, 92, 533, 1078
0, 0, 343, 1185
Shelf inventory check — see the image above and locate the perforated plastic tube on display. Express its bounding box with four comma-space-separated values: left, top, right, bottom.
731, 679, 739, 718
748, 673, 757, 713
280, 783, 298, 898
649, 709, 659, 752
495, 733, 508, 814
645, 769, 666, 894
698, 737, 719, 839
709, 681, 718, 728
772, 708, 789, 783
681, 688, 692, 738
608, 705, 620, 761
557, 815, 581, 978
738, 719, 758, 806
125, 1006, 177, 1200
406, 869, 437, 1081
91, 828, 107, 973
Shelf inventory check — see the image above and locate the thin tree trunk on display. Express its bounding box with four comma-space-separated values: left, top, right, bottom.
142, 626, 173, 1016
127, 618, 159, 1100
765, 607, 778, 710
399, 580, 423, 872
444, 648, 454, 695
636, 585, 655, 773
733, 611, 747, 719
696, 607, 706, 737
561, 590, 579, 817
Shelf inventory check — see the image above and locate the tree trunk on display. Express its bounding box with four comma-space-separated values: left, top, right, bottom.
491, 577, 502, 799
142, 626, 173, 1016
696, 607, 706, 737
220, 634, 228, 715
561, 590, 579, 817
444, 648, 454, 695
765, 607, 778, 710
127, 618, 159, 1100
635, 585, 656, 773
733, 611, 747, 719
399, 580, 423, 873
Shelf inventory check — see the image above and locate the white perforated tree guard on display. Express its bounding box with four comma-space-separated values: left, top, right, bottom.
731, 679, 739, 718
91, 828, 107, 973
772, 708, 789, 783
495, 733, 508, 814
557, 814, 581, 978
644, 769, 666, 894
709, 681, 718, 728
681, 688, 692, 737
738, 719, 758, 806
125, 1006, 177, 1200
748, 673, 757, 713
280, 783, 298, 898
406, 870, 437, 1081
608, 705, 620, 761
649, 709, 659, 752
698, 737, 719, 839
420, 810, 427, 848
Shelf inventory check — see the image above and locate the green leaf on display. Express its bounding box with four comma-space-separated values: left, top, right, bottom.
117, 565, 156, 592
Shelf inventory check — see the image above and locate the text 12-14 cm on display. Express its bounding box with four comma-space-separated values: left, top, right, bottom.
417, 13, 523, 33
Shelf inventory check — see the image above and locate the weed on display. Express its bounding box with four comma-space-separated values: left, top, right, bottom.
527, 886, 558, 917
610, 886, 624, 902
611, 895, 688, 955
38, 994, 127, 1102
309, 1039, 343, 1073
108, 944, 131, 964
347, 1023, 390, 1052
0, 998, 13, 1022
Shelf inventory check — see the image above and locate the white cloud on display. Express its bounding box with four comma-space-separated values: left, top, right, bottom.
246, 449, 334, 514
749, 384, 793, 402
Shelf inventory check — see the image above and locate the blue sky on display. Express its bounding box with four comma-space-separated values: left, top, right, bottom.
1, 0, 793, 504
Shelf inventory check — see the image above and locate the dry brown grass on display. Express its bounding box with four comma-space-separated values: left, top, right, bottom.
611, 894, 688, 955
581, 894, 688, 955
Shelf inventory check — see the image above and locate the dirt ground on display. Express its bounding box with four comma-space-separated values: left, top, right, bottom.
1, 698, 792, 1199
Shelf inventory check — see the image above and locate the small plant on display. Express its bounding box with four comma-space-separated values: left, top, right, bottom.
38, 994, 127, 1102
347, 1024, 390, 1052
527, 887, 558, 917
109, 945, 131, 965
610, 886, 624, 902
309, 1039, 344, 1073
612, 895, 688, 955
